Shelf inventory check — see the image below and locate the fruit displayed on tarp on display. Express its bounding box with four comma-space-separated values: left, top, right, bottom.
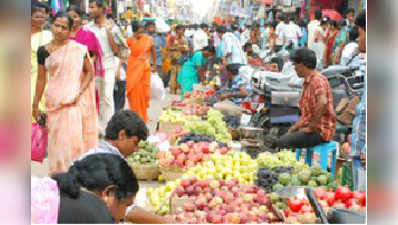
170, 178, 280, 224
157, 142, 230, 170
126, 141, 159, 165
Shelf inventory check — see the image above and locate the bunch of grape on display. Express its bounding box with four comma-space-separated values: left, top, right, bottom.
255, 167, 278, 192
178, 133, 215, 144
273, 166, 294, 175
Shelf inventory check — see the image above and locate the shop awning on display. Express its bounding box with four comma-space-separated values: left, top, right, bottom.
260, 0, 274, 5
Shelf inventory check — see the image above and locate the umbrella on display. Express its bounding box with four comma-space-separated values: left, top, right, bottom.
310, 9, 343, 21
322, 9, 343, 21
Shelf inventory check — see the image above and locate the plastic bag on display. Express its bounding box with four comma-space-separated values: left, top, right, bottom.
31, 177, 60, 224
31, 120, 47, 163
150, 72, 165, 100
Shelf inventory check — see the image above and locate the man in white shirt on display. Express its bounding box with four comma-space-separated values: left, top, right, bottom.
307, 9, 322, 50
283, 17, 302, 48
275, 15, 287, 50
340, 26, 360, 66
217, 26, 247, 66
193, 23, 209, 51
86, 0, 119, 136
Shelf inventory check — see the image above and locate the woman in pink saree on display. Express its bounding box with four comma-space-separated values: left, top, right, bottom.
67, 5, 101, 151
32, 12, 94, 174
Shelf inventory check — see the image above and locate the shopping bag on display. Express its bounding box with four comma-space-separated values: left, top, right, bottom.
150, 72, 165, 100
31, 116, 47, 163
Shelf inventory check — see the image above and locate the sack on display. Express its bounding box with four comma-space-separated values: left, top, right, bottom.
150, 72, 165, 100
31, 117, 47, 163
336, 96, 360, 125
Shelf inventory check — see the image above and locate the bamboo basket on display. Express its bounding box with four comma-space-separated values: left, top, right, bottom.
229, 128, 241, 140
129, 163, 160, 181
169, 196, 195, 214
159, 165, 184, 181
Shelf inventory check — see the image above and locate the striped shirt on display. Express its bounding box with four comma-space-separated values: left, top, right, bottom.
299, 71, 336, 141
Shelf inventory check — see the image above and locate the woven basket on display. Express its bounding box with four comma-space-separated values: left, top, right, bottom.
169, 196, 195, 214
129, 163, 160, 181
229, 128, 241, 140
159, 165, 184, 181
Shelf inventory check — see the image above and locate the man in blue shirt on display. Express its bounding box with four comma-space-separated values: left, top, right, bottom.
351, 11, 366, 191
214, 64, 251, 117
145, 21, 166, 77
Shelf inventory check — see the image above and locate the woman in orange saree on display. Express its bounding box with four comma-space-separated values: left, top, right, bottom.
126, 22, 156, 122
32, 12, 94, 174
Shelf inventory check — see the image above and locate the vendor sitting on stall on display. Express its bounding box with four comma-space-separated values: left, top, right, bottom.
265, 48, 336, 148
213, 63, 251, 117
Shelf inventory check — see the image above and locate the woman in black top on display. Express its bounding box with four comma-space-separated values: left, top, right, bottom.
52, 153, 139, 223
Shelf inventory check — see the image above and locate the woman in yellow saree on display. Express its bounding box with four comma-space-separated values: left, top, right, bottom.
126, 21, 156, 122
32, 12, 94, 174
31, 3, 52, 122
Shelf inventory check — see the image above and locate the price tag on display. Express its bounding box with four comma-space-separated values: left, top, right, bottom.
240, 113, 252, 126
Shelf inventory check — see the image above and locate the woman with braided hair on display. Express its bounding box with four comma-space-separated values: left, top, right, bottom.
31, 153, 139, 224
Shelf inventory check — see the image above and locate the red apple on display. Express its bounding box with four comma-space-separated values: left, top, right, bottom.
180, 179, 191, 188
175, 159, 184, 168
175, 186, 185, 197
195, 186, 203, 195
186, 185, 195, 196
219, 147, 229, 154
239, 212, 248, 224
255, 195, 269, 205
197, 180, 209, 188
183, 202, 195, 212
211, 214, 222, 224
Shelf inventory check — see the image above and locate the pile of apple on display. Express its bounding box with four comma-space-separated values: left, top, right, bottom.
313, 186, 366, 215
157, 142, 230, 170
147, 152, 258, 215
171, 178, 280, 224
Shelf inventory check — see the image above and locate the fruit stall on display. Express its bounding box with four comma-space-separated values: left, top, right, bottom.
133, 90, 366, 224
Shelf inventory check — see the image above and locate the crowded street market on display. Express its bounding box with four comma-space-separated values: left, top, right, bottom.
31, 0, 367, 224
